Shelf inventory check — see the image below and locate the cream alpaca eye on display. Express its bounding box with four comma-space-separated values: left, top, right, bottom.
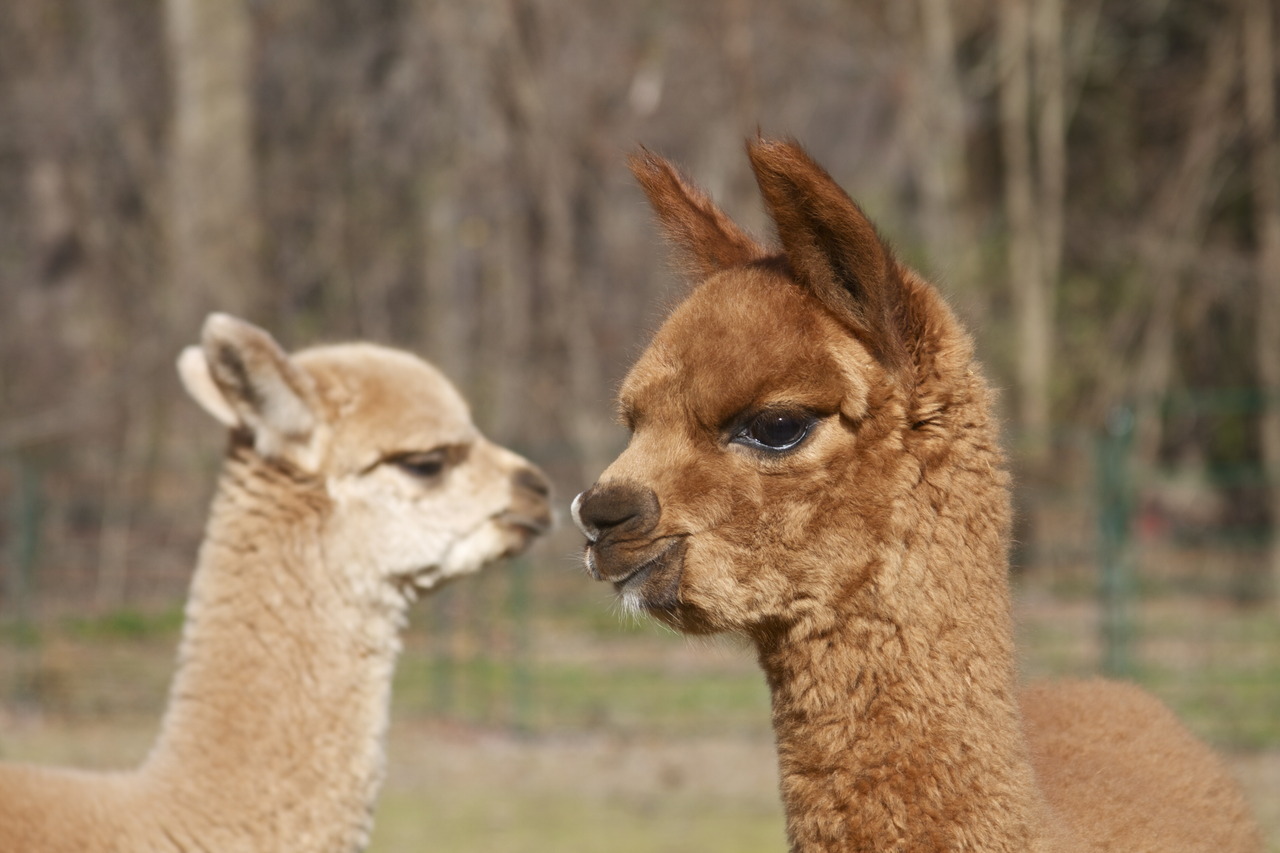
391, 450, 448, 479
737, 411, 814, 450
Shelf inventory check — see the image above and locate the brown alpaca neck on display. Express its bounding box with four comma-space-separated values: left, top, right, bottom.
754, 454, 1051, 853
757, 595, 1045, 853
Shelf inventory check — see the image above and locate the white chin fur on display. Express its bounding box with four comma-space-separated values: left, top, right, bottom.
619, 585, 645, 620
438, 523, 508, 580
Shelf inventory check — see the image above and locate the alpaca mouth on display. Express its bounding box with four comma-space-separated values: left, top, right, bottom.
500, 509, 553, 537
497, 509, 554, 555
609, 537, 687, 611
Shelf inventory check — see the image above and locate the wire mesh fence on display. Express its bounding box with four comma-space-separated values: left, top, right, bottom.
1, 397, 1278, 748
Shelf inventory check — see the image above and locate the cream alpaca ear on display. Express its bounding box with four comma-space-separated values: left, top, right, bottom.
746, 138, 912, 374
629, 147, 766, 279
193, 313, 319, 462
178, 346, 240, 428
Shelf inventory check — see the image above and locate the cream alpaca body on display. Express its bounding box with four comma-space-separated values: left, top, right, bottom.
0, 314, 551, 852
573, 141, 1262, 853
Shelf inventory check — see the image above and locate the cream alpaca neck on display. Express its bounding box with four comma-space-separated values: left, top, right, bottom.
140, 448, 404, 849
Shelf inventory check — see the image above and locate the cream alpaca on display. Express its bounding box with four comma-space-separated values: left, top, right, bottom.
572, 140, 1261, 852
0, 314, 551, 852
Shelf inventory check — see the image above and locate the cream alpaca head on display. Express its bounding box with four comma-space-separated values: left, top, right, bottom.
572, 140, 984, 640
179, 313, 552, 600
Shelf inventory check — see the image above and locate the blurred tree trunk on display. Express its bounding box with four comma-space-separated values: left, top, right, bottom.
420, 164, 474, 389
914, 0, 977, 293
997, 0, 1068, 570
416, 1, 478, 392
1240, 0, 1280, 602
897, 0, 998, 368
998, 0, 1057, 468
696, 0, 760, 223
490, 0, 548, 448
1031, 0, 1065, 349
100, 0, 259, 609
1127, 25, 1237, 465
85, 1, 172, 610
165, 0, 260, 328
492, 0, 610, 483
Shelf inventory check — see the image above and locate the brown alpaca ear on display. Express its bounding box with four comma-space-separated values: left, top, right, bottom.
746, 138, 910, 373
629, 148, 765, 278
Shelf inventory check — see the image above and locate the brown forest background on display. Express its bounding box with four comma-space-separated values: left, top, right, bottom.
1, 0, 1279, 612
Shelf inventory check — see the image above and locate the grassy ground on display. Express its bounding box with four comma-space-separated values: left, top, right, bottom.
1, 582, 1277, 852
2, 712, 1273, 853
368, 723, 786, 853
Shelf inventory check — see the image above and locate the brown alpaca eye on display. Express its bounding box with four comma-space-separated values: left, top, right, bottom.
738, 411, 814, 451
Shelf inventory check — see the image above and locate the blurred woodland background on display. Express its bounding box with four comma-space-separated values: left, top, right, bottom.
1, 1, 1278, 850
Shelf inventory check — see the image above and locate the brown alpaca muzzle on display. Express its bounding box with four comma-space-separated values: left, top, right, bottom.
571, 482, 686, 608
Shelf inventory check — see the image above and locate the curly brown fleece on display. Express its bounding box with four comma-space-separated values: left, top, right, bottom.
573, 139, 1262, 853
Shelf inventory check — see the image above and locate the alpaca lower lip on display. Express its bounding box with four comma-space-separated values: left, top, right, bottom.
498, 518, 550, 559
612, 538, 686, 609
614, 554, 662, 591
500, 511, 553, 537
587, 536, 678, 586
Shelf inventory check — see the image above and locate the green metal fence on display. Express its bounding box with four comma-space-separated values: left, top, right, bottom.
2, 396, 1278, 745
1066, 392, 1278, 749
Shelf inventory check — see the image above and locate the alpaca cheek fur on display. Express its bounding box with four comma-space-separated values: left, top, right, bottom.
671, 391, 920, 635
660, 423, 893, 632
327, 472, 465, 586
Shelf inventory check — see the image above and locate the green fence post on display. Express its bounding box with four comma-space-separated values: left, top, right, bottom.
508, 556, 533, 734
1098, 406, 1135, 677
6, 455, 43, 629
430, 589, 456, 717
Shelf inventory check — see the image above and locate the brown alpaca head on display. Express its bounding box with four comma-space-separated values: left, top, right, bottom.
573, 139, 1002, 641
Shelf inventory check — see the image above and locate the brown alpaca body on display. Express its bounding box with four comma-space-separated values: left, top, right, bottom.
1022, 679, 1260, 851
572, 141, 1261, 852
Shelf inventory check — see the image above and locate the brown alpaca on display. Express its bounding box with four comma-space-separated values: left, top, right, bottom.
571, 140, 1262, 852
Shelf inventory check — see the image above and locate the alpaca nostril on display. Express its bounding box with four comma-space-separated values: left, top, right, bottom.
573, 482, 660, 545
514, 465, 551, 499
